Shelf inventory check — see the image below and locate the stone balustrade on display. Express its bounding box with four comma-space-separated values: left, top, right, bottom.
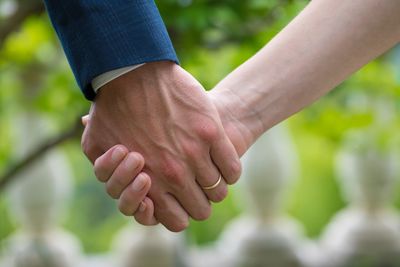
1, 114, 400, 267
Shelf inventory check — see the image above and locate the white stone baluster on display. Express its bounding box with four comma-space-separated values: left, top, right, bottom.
320, 130, 400, 267
1, 114, 82, 267
111, 224, 188, 267
211, 125, 313, 267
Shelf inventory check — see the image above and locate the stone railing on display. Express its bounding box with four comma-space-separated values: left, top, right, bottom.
1, 114, 400, 267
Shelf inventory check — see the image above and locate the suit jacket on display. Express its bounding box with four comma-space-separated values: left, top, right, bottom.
44, 0, 178, 100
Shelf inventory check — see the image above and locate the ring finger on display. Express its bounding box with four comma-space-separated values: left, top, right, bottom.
193, 155, 229, 203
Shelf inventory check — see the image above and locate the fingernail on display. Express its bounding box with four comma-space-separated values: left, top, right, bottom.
139, 201, 146, 212
112, 146, 126, 163
124, 153, 137, 171
132, 174, 147, 192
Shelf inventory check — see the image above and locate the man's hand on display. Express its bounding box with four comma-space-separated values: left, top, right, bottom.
83, 87, 259, 227
81, 61, 241, 232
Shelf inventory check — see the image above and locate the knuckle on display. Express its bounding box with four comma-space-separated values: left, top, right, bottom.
182, 142, 201, 159
105, 182, 119, 199
191, 204, 211, 221
166, 219, 189, 232
81, 138, 99, 164
161, 160, 186, 189
194, 120, 220, 142
133, 215, 146, 225
118, 200, 132, 216
94, 169, 107, 183
93, 164, 107, 183
211, 186, 228, 203
227, 160, 242, 185
134, 216, 148, 226
112, 175, 126, 188
135, 217, 156, 226
131, 152, 145, 167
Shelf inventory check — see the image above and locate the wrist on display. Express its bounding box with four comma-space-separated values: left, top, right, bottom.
212, 62, 294, 140
209, 88, 262, 156
95, 61, 176, 101
92, 64, 146, 93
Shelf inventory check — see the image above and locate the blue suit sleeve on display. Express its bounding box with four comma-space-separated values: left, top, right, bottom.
43, 0, 179, 100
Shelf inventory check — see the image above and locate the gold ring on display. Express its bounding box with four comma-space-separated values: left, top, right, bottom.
202, 175, 222, 190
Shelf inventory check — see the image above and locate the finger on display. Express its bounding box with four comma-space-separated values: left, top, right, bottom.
192, 156, 228, 203
172, 178, 212, 221
118, 172, 151, 216
81, 115, 89, 126
150, 190, 190, 232
175, 190, 211, 221
159, 161, 212, 221
134, 197, 158, 225
198, 174, 228, 203
106, 152, 145, 199
210, 136, 242, 185
93, 145, 129, 182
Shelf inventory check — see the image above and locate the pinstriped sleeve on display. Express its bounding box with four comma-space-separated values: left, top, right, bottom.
44, 0, 178, 100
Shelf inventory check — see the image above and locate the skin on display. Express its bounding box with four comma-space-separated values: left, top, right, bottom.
82, 61, 241, 232
87, 0, 400, 228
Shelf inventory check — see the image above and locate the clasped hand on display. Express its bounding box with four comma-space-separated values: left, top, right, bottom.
81, 61, 251, 231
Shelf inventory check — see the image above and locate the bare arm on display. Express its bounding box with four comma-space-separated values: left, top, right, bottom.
212, 0, 400, 151
83, 0, 400, 228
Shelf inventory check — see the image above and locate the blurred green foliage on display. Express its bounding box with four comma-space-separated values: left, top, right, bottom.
1, 0, 400, 254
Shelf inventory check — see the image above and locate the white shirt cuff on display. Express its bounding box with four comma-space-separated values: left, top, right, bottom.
91, 64, 145, 93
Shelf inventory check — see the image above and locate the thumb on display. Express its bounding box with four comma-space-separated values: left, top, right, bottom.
81, 115, 90, 127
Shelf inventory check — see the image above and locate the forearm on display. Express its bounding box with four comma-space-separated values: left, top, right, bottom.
214, 0, 400, 138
